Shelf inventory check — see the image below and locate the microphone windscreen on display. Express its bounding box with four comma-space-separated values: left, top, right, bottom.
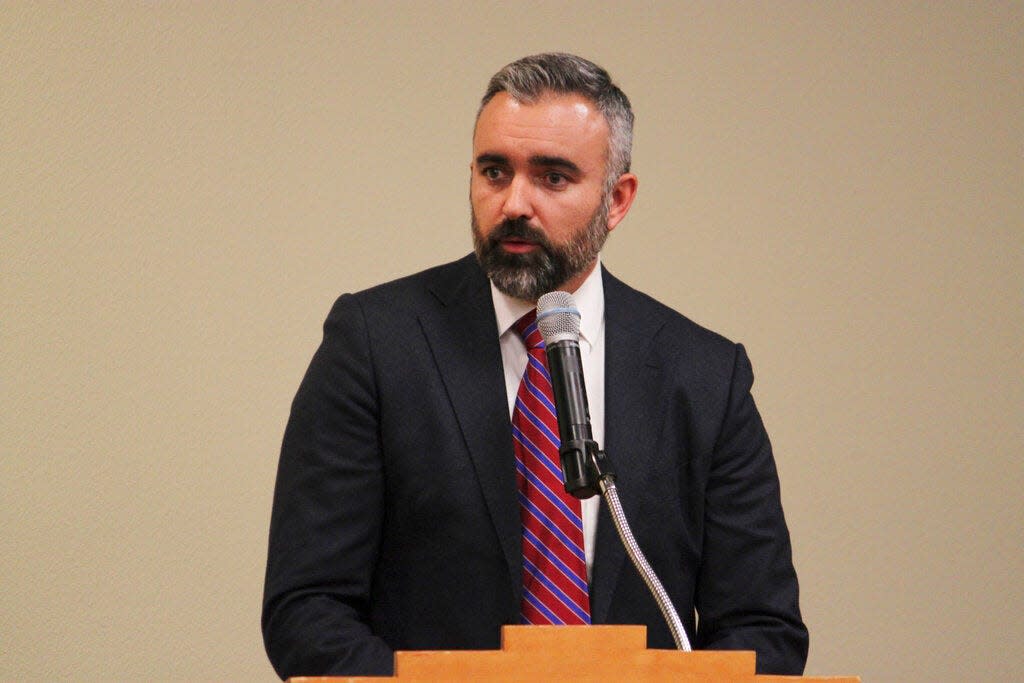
537, 291, 581, 345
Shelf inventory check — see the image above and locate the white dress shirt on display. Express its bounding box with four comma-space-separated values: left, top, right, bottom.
489, 261, 605, 578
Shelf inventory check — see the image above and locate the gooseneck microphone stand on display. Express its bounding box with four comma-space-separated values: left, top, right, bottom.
559, 433, 692, 652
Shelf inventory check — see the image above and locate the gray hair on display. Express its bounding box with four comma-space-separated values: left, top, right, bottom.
478, 53, 634, 189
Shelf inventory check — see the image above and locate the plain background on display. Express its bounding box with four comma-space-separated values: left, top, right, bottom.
3, 2, 1021, 680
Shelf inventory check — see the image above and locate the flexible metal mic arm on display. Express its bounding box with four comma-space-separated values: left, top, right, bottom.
564, 447, 693, 652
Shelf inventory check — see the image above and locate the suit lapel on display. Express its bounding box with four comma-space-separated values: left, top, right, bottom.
417, 256, 523, 607
590, 268, 667, 623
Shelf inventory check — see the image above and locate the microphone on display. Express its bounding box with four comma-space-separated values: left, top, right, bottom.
537, 290, 692, 650
536, 291, 608, 499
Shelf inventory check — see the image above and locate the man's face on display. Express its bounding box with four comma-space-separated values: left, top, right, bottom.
470, 92, 631, 301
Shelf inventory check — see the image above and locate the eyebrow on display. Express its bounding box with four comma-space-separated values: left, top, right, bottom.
475, 153, 582, 176
475, 153, 509, 166
529, 155, 581, 174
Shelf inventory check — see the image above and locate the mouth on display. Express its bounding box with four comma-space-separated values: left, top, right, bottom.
499, 238, 540, 254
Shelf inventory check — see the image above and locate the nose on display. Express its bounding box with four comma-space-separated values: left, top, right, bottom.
501, 175, 534, 221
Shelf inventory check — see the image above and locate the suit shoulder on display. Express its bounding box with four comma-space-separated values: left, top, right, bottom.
329, 253, 483, 319
603, 269, 737, 358
604, 271, 752, 406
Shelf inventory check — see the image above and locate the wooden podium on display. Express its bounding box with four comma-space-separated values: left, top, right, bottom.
289, 625, 858, 682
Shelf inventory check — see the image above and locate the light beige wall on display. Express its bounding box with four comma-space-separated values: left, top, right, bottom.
3, 2, 1021, 680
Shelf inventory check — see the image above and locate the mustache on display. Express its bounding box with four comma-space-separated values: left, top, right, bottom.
488, 218, 552, 249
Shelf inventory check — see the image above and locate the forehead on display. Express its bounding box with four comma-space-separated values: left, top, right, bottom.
473, 92, 610, 169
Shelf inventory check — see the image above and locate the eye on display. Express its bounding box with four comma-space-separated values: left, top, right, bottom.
544, 172, 568, 187
482, 166, 505, 182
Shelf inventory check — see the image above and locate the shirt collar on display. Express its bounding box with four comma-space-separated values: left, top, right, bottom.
490, 257, 605, 351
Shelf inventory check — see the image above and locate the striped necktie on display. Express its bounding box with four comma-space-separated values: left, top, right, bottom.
512, 310, 591, 625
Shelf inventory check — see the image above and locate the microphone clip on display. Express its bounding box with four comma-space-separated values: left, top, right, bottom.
560, 439, 615, 500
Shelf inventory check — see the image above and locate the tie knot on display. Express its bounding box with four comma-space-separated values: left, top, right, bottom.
514, 310, 544, 350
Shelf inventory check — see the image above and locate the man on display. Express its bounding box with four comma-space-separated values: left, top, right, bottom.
263, 53, 808, 678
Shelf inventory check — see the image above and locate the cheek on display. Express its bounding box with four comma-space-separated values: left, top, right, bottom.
545, 197, 593, 231
470, 184, 501, 217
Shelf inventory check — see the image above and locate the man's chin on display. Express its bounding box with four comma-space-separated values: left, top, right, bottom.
480, 246, 545, 276
489, 263, 567, 301
475, 238, 571, 300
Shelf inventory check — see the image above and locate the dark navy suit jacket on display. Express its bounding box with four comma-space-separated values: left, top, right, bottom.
262, 254, 808, 678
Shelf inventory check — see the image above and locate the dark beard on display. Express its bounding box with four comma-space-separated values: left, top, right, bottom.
471, 200, 609, 301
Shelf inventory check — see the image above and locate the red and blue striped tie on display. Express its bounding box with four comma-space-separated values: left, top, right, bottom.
512, 310, 591, 625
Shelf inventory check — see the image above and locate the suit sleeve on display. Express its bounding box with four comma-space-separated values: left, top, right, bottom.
262, 294, 394, 679
693, 344, 809, 675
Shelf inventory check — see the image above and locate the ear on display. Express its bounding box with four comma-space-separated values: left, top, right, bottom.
605, 173, 638, 232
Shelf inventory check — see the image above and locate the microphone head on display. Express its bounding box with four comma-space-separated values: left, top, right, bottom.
537, 291, 581, 345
